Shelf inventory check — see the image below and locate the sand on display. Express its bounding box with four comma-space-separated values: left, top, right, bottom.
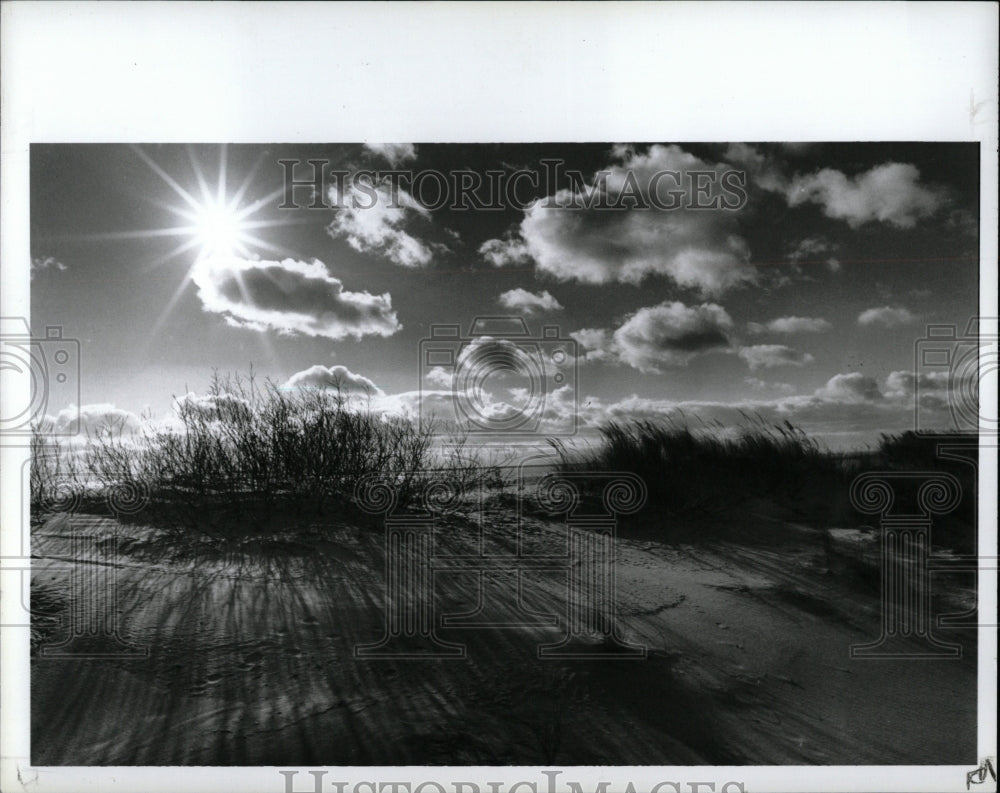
29, 504, 977, 765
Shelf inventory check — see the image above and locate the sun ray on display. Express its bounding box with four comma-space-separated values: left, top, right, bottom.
35, 226, 199, 244
83, 145, 319, 348
230, 151, 268, 209
186, 145, 213, 206
236, 186, 292, 219
144, 267, 199, 341
239, 233, 299, 259
217, 143, 228, 206
138, 237, 204, 274
130, 145, 203, 212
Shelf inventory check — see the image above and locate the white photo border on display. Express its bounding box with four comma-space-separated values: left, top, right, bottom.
2, 3, 997, 792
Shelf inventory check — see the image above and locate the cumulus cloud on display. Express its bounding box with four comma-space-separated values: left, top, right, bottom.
727, 145, 948, 230
722, 143, 788, 193
883, 369, 957, 412
423, 366, 454, 389
497, 288, 563, 315
738, 344, 814, 370
480, 144, 755, 296
327, 179, 442, 268
388, 336, 583, 434
814, 372, 882, 403
363, 142, 417, 166
857, 305, 916, 327
570, 327, 613, 363
31, 255, 68, 279
785, 163, 946, 229
375, 380, 579, 436
479, 233, 531, 268
283, 364, 384, 396
747, 316, 832, 335
173, 392, 252, 422
561, 368, 947, 440
574, 301, 734, 373
883, 369, 950, 398
365, 365, 957, 445
192, 255, 401, 340
39, 403, 143, 436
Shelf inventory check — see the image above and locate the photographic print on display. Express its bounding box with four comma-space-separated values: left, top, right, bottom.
2, 5, 996, 793
21, 141, 983, 767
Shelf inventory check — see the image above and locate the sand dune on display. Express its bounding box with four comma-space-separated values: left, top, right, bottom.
30, 506, 977, 765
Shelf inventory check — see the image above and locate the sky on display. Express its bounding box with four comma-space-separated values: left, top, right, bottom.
29, 142, 980, 450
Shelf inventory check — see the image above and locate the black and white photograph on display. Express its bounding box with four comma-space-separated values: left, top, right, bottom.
2, 4, 997, 793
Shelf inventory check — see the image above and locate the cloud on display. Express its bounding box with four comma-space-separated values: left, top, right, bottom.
423, 366, 454, 389
283, 364, 384, 396
55, 403, 143, 436
570, 327, 612, 362
191, 255, 401, 340
738, 344, 814, 370
747, 316, 832, 335
882, 369, 956, 411
727, 145, 948, 230
723, 143, 787, 193
364, 365, 957, 447
857, 305, 916, 327
813, 372, 882, 403
31, 256, 67, 279
481, 144, 755, 296
785, 236, 841, 271
785, 163, 946, 229
374, 380, 579, 436
497, 288, 563, 315
479, 233, 531, 267
327, 179, 442, 268
575, 301, 734, 373
744, 377, 796, 394
786, 236, 837, 262
173, 392, 252, 422
363, 142, 417, 166
564, 369, 929, 440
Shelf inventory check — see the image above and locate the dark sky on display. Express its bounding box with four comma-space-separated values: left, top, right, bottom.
30, 142, 980, 449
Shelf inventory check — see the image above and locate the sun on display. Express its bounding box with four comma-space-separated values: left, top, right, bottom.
93, 145, 311, 342
120, 144, 303, 266
187, 196, 251, 259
